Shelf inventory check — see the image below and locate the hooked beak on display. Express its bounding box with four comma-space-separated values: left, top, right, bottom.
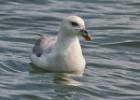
81, 30, 92, 41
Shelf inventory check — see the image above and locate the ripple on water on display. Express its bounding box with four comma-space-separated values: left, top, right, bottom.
0, 0, 140, 100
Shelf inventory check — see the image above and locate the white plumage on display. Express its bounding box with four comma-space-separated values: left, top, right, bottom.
30, 15, 91, 74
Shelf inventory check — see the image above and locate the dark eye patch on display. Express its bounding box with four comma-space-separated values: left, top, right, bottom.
70, 21, 79, 27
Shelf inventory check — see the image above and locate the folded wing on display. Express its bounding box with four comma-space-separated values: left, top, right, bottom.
32, 35, 56, 57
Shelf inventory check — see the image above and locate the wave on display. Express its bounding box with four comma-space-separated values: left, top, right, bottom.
101, 40, 140, 48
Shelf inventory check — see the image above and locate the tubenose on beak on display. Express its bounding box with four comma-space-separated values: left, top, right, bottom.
80, 29, 92, 41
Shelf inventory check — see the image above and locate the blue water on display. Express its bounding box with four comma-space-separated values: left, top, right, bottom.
0, 0, 140, 100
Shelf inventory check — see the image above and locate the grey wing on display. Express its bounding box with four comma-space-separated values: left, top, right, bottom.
32, 36, 56, 57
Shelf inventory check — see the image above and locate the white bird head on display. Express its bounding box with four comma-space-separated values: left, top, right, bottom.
59, 15, 91, 41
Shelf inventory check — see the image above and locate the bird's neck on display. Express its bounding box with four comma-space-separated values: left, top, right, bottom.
54, 32, 82, 54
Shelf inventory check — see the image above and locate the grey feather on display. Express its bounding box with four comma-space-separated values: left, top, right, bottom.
33, 37, 44, 57
32, 35, 56, 57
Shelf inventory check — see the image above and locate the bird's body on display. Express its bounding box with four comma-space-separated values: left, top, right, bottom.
30, 15, 91, 74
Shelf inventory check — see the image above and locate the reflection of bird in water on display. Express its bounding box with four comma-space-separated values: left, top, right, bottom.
29, 67, 81, 99
52, 73, 81, 100
53, 73, 81, 86
30, 15, 91, 75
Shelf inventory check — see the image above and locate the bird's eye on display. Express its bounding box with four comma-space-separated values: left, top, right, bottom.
70, 21, 79, 27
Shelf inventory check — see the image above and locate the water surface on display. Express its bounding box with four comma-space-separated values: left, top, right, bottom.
0, 0, 140, 100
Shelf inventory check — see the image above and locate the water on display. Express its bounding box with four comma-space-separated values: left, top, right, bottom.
0, 0, 140, 100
